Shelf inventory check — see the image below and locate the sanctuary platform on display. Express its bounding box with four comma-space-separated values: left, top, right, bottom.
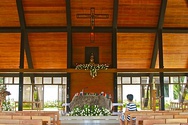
60, 94, 119, 124
60, 115, 119, 125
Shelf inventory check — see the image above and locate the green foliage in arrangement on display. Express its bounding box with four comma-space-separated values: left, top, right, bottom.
69, 104, 111, 116
75, 64, 108, 78
2, 99, 13, 111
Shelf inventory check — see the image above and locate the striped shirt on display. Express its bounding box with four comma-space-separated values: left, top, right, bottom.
120, 103, 137, 122
126, 103, 137, 121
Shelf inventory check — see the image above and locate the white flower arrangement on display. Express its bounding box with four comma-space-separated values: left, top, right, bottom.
2, 98, 13, 111
69, 104, 111, 116
0, 85, 12, 111
75, 64, 108, 79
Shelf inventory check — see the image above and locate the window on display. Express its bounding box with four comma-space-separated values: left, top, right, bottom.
153, 77, 159, 84
0, 77, 3, 84
14, 77, 19, 84
35, 77, 42, 84
62, 77, 67, 84
164, 77, 169, 83
43, 77, 52, 84
132, 77, 140, 84
164, 84, 169, 97
4, 77, 13, 84
170, 76, 179, 84
24, 77, 31, 84
122, 77, 130, 84
53, 77, 62, 84
141, 77, 149, 84
117, 77, 121, 84
180, 76, 187, 83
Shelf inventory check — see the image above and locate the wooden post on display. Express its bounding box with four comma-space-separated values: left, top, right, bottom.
152, 89, 157, 111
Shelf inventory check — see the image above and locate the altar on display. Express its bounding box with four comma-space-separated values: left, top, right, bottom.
69, 95, 112, 111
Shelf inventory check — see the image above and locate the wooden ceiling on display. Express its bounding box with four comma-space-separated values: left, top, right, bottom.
0, 0, 188, 72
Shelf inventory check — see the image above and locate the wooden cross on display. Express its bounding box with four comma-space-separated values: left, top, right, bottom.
77, 7, 109, 30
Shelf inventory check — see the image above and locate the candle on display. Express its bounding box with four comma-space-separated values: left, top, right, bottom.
153, 80, 156, 90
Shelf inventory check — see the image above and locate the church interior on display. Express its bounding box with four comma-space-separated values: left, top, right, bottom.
0, 0, 188, 125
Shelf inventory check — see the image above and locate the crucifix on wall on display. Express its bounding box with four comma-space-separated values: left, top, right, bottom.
77, 7, 109, 42
76, 7, 109, 30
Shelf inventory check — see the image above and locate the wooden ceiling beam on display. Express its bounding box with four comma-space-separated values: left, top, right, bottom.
0, 27, 21, 32
16, 0, 26, 111
0, 68, 187, 73
155, 0, 167, 111
66, 0, 72, 68
0, 27, 187, 33
72, 27, 113, 32
118, 27, 157, 33
163, 28, 188, 33
149, 0, 168, 80
112, 0, 118, 68
16, 0, 34, 70
0, 72, 187, 77
157, 0, 167, 29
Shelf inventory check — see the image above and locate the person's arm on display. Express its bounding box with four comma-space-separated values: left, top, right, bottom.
125, 103, 129, 111
125, 107, 129, 111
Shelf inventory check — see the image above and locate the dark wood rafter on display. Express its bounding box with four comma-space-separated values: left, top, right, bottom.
0, 27, 187, 33
0, 27, 21, 32
112, 0, 119, 107
162, 28, 188, 33
24, 34, 33, 69
0, 72, 187, 77
16, 0, 25, 111
112, 0, 118, 68
0, 68, 187, 73
24, 34, 35, 85
145, 0, 167, 110
26, 27, 67, 32
158, 0, 168, 111
146, 36, 158, 108
66, 0, 72, 105
72, 27, 112, 32
66, 0, 72, 68
158, 29, 165, 110
118, 27, 157, 33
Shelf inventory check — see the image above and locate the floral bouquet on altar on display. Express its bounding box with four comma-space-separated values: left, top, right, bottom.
75, 64, 108, 79
69, 104, 111, 116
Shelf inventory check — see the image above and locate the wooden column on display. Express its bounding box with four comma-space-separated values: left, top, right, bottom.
152, 89, 157, 111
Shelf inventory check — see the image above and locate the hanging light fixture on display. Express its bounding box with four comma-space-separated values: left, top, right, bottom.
90, 32, 95, 43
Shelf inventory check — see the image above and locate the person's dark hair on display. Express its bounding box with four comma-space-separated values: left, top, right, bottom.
127, 94, 134, 101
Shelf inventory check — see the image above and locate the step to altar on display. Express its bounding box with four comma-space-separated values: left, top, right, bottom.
60, 116, 119, 124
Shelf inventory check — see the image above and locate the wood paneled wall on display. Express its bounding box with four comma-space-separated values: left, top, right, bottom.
70, 72, 114, 101
70, 32, 113, 101
0, 33, 21, 68
28, 32, 67, 69
117, 33, 155, 69
72, 33, 112, 67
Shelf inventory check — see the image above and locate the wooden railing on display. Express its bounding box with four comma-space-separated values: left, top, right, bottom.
170, 102, 188, 111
